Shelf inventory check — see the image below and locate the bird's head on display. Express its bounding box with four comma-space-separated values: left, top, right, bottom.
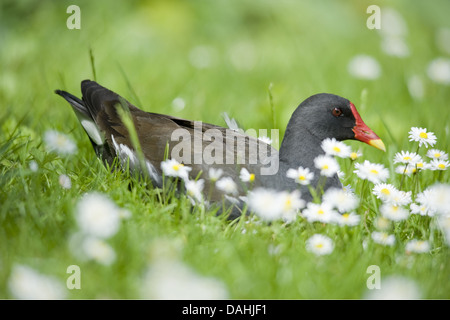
292, 93, 386, 151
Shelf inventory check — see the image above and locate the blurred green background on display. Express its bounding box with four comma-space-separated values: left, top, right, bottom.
1, 0, 449, 152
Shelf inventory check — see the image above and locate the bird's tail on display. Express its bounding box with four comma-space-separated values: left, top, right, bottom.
55, 87, 105, 146
54, 89, 91, 118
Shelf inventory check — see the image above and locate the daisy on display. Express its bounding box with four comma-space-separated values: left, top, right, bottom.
286, 166, 314, 185
427, 57, 450, 85
215, 177, 238, 196
321, 138, 352, 158
379, 203, 410, 222
171, 97, 186, 112
354, 160, 389, 184
29, 160, 39, 172
372, 183, 397, 202
374, 216, 391, 230
381, 36, 410, 58
405, 239, 431, 254
161, 159, 192, 181
422, 184, 450, 215
371, 231, 396, 246
279, 190, 306, 222
350, 150, 363, 161
185, 179, 205, 203
76, 192, 121, 239
239, 168, 255, 183
305, 234, 334, 256
414, 160, 431, 171
364, 276, 422, 300
246, 188, 283, 221
395, 164, 416, 176
58, 174, 72, 189
408, 127, 437, 148
44, 130, 77, 155
322, 187, 360, 213
81, 236, 117, 266
208, 168, 223, 182
415, 189, 438, 217
426, 149, 448, 161
334, 212, 361, 226
314, 155, 340, 178
141, 259, 229, 300
8, 264, 66, 300
347, 55, 381, 80
410, 202, 434, 216
302, 202, 339, 224
393, 151, 422, 165
374, 184, 412, 206
342, 184, 355, 194
389, 190, 412, 206
430, 159, 450, 171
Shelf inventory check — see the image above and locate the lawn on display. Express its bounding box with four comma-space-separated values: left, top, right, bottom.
0, 0, 449, 299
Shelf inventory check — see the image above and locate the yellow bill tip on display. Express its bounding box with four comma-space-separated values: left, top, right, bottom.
369, 139, 386, 152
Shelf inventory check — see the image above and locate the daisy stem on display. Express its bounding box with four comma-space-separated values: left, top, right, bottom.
207, 180, 215, 203
399, 163, 408, 191
315, 175, 327, 199
413, 170, 420, 197
359, 179, 368, 205
307, 185, 319, 203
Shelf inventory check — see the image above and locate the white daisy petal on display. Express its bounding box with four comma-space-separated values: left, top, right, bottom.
306, 234, 334, 256
44, 130, 77, 155
354, 160, 389, 184
321, 138, 352, 158
314, 155, 340, 178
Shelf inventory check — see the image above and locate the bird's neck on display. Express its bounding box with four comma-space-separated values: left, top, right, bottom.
278, 122, 325, 171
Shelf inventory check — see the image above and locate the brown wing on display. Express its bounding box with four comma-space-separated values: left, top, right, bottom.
80, 80, 278, 204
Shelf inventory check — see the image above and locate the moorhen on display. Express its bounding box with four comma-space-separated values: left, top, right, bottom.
55, 80, 385, 217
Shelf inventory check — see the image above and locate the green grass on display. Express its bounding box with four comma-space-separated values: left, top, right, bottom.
1, 0, 449, 299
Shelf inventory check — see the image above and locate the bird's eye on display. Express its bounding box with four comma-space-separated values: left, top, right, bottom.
332, 108, 343, 117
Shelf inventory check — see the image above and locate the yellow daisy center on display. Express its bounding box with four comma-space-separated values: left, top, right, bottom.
322, 165, 329, 170
419, 132, 428, 139
249, 173, 255, 182
434, 153, 441, 158
438, 164, 446, 169
333, 146, 341, 153
299, 175, 306, 181
284, 198, 292, 210
403, 156, 412, 161
317, 209, 324, 215
315, 243, 324, 249
381, 188, 390, 195
350, 152, 358, 160
56, 135, 68, 146
370, 169, 379, 175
